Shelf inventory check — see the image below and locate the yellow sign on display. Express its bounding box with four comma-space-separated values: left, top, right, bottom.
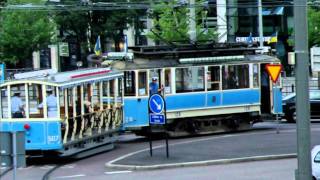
265, 64, 282, 83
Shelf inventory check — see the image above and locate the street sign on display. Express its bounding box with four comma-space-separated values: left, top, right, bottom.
265, 64, 282, 83
149, 114, 165, 125
59, 42, 69, 57
149, 94, 164, 114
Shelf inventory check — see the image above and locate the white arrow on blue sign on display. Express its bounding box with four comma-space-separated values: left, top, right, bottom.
149, 94, 164, 114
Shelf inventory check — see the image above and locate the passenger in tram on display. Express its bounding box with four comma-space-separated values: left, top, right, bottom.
11, 92, 24, 118
227, 71, 239, 89
38, 88, 58, 117
149, 77, 163, 95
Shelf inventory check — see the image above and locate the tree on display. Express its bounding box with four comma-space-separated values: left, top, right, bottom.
0, 0, 56, 66
53, 0, 146, 62
147, 0, 218, 45
308, 7, 320, 47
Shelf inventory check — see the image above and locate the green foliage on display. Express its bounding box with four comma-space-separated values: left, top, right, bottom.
0, 0, 56, 65
147, 0, 218, 45
308, 7, 320, 47
53, 0, 146, 55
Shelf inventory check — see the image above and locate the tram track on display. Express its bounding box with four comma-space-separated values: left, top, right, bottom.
0, 167, 13, 178
41, 164, 64, 180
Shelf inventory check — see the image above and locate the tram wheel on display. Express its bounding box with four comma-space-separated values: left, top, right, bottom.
174, 120, 198, 134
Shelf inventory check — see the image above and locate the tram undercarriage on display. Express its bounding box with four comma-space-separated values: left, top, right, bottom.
133, 112, 259, 137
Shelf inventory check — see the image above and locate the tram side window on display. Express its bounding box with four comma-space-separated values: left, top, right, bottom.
175, 67, 205, 93
207, 66, 220, 91
149, 69, 161, 80
1, 88, 8, 118
124, 71, 136, 96
138, 71, 147, 96
165, 69, 171, 94
253, 64, 259, 88
222, 65, 249, 90
117, 78, 123, 104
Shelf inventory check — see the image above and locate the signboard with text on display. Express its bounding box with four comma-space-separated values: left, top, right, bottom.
0, 63, 5, 83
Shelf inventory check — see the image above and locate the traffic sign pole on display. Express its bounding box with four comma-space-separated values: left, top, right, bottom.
148, 94, 169, 158
294, 0, 312, 179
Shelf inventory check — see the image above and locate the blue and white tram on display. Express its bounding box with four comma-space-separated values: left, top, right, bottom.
0, 68, 124, 157
109, 46, 282, 136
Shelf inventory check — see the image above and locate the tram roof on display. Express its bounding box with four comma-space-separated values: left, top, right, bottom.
1, 68, 123, 89
111, 54, 280, 70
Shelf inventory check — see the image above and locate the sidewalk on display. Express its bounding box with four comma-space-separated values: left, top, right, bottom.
106, 126, 320, 170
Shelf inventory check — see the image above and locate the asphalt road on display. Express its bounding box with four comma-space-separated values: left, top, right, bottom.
0, 122, 318, 180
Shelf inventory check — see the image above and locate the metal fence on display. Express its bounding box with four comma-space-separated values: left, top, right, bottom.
282, 77, 320, 97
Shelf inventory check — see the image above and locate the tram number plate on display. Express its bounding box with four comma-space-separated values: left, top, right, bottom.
48, 136, 59, 143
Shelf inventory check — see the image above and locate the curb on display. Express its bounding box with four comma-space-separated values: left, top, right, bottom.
105, 154, 297, 171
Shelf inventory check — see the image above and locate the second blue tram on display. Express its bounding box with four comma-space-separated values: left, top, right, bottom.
0, 68, 124, 157
107, 45, 282, 136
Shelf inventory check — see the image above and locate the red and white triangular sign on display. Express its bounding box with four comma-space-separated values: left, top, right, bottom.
265, 64, 282, 83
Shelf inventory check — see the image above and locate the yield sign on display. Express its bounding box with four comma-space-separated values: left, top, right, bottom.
265, 64, 282, 83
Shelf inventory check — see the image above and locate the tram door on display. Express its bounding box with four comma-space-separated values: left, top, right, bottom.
260, 64, 282, 114
260, 64, 271, 114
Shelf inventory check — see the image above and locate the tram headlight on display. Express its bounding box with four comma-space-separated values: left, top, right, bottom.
24, 124, 31, 131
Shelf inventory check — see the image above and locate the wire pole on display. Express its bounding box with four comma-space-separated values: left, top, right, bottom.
189, 0, 196, 42
294, 0, 312, 179
258, 0, 263, 48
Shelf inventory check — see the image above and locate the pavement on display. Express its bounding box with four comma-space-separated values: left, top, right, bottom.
106, 123, 320, 170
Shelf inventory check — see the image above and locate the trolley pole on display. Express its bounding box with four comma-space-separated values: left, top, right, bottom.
294, 0, 312, 179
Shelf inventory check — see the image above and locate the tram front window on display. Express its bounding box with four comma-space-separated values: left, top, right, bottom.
10, 85, 25, 118
28, 84, 44, 118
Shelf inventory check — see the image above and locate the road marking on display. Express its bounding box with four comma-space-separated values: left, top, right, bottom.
40, 165, 55, 170
53, 174, 86, 179
108, 124, 320, 166
18, 165, 34, 170
61, 164, 75, 169
0, 167, 7, 170
104, 170, 132, 175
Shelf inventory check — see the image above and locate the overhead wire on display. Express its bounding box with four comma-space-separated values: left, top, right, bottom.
0, 1, 317, 12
